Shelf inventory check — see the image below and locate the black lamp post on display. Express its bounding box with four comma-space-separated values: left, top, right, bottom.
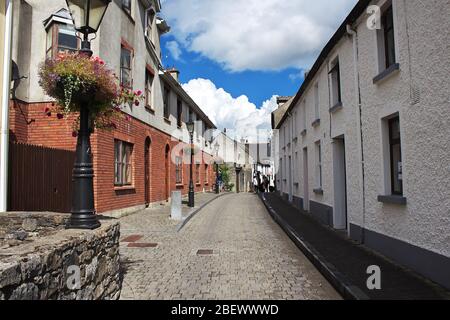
186, 120, 195, 207
214, 142, 220, 194
65, 0, 111, 230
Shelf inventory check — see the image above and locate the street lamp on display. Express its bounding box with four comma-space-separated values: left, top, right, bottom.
186, 120, 195, 207
214, 141, 220, 194
65, 0, 111, 230
66, 0, 111, 55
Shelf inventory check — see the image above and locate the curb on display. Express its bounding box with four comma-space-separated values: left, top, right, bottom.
259, 193, 370, 300
176, 192, 232, 232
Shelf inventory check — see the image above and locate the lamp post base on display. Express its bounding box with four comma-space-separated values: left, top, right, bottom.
67, 212, 101, 230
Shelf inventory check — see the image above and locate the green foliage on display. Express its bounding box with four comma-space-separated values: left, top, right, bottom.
38, 53, 143, 131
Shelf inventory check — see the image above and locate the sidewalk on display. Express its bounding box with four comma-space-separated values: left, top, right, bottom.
119, 192, 228, 236
260, 193, 450, 300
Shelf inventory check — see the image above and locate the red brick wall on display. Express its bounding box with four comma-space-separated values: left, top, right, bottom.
9, 100, 216, 213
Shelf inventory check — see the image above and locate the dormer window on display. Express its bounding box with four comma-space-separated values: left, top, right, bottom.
44, 9, 79, 59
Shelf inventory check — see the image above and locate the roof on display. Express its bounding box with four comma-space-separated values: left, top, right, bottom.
43, 8, 73, 28
160, 71, 217, 129
277, 0, 371, 129
272, 97, 293, 129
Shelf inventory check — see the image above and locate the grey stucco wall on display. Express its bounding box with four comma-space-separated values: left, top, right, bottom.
277, 0, 450, 263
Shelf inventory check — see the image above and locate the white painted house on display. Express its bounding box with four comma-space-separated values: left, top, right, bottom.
273, 0, 450, 290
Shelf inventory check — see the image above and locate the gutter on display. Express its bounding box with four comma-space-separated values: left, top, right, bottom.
346, 24, 366, 243
0, 0, 13, 212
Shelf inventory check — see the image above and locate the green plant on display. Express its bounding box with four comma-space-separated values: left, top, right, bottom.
38, 53, 143, 131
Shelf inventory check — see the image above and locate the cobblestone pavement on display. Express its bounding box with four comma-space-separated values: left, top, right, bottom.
119, 193, 341, 300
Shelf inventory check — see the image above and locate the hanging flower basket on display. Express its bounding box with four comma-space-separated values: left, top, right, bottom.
38, 53, 143, 130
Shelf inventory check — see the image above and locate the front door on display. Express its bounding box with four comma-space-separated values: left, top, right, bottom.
332, 137, 348, 229
145, 138, 151, 207
165, 145, 170, 201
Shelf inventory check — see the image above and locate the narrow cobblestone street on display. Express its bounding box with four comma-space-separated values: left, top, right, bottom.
119, 193, 340, 300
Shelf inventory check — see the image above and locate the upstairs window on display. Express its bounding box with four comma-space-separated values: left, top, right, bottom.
177, 98, 183, 128
382, 5, 396, 69
145, 8, 156, 42
314, 82, 320, 120
145, 69, 154, 110
163, 87, 170, 119
46, 24, 79, 59
120, 46, 132, 88
329, 58, 342, 107
204, 164, 209, 183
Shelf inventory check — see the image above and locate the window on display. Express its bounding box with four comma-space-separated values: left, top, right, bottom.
114, 140, 133, 186
46, 24, 79, 59
314, 83, 320, 120
145, 70, 154, 109
188, 110, 193, 122
330, 59, 342, 107
315, 141, 322, 188
196, 163, 200, 184
382, 6, 396, 69
204, 164, 208, 183
389, 117, 403, 195
122, 0, 131, 14
145, 9, 155, 41
267, 141, 271, 157
163, 87, 170, 119
177, 98, 182, 127
175, 156, 183, 184
120, 46, 132, 88
301, 102, 307, 134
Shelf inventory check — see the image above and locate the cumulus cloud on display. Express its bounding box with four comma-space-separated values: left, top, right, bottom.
162, 0, 358, 72
165, 40, 183, 61
182, 78, 277, 142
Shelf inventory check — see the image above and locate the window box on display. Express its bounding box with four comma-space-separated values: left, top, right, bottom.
313, 188, 324, 195
114, 186, 135, 192
378, 195, 407, 205
373, 63, 400, 84
312, 119, 321, 127
329, 102, 343, 113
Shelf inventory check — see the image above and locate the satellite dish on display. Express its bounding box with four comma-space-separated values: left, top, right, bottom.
11, 60, 27, 99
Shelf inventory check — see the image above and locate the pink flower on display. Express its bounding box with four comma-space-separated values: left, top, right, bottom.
57, 113, 64, 119
134, 100, 140, 106
46, 112, 52, 117
44, 107, 50, 113
72, 131, 78, 138
135, 90, 142, 96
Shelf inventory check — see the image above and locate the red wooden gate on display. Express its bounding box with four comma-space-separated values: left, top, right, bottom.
8, 143, 75, 213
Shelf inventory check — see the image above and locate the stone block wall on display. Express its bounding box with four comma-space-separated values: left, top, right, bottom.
0, 214, 121, 300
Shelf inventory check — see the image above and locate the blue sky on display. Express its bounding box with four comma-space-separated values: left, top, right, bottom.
158, 0, 358, 140
160, 38, 304, 107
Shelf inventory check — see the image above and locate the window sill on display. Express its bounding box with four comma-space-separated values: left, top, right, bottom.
164, 118, 171, 125
300, 129, 307, 137
329, 102, 343, 113
292, 137, 298, 142
196, 183, 201, 186
313, 188, 324, 195
145, 106, 155, 114
373, 63, 400, 84
176, 184, 184, 188
115, 186, 135, 192
312, 119, 321, 127
378, 195, 407, 205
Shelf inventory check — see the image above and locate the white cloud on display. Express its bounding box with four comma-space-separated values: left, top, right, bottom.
182, 78, 277, 142
162, 0, 358, 72
165, 40, 183, 61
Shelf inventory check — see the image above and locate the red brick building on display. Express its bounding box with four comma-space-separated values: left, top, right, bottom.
8, 1, 217, 214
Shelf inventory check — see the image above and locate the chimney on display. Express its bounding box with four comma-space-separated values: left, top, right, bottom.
167, 67, 180, 82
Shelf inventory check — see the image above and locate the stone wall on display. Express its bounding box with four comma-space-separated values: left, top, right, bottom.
0, 213, 121, 300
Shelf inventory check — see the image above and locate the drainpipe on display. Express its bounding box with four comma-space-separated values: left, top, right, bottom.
346, 24, 366, 243
0, 0, 13, 212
